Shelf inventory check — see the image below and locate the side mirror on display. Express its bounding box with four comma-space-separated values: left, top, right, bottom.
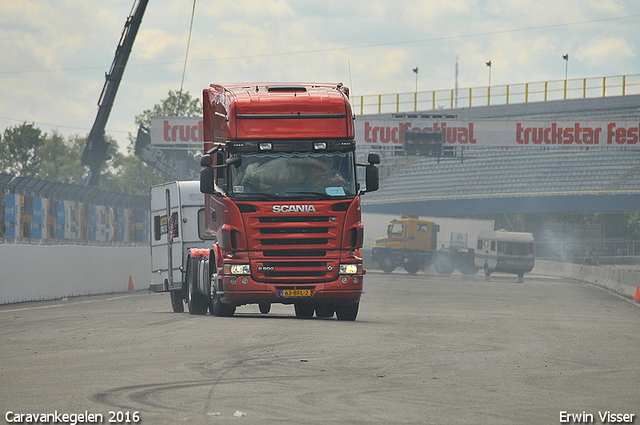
367, 152, 381, 165
365, 164, 379, 193
200, 155, 213, 167
200, 166, 215, 194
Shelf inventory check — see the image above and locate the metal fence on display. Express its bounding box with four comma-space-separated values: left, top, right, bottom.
1, 173, 149, 246
352, 74, 640, 115
535, 239, 640, 266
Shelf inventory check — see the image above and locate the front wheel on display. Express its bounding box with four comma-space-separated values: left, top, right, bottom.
187, 257, 208, 315
404, 259, 421, 274
294, 302, 314, 319
210, 281, 236, 317
315, 304, 334, 318
335, 302, 359, 321
170, 289, 184, 313
259, 302, 271, 314
379, 254, 396, 274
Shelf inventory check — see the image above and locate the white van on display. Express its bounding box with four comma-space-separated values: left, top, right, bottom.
149, 181, 213, 311
475, 230, 534, 278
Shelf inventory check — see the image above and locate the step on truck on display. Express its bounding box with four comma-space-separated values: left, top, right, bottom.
152, 83, 380, 320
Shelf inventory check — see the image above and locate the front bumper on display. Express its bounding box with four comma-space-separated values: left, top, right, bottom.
219, 273, 363, 306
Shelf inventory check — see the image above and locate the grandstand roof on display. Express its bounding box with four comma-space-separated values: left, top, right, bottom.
361, 95, 640, 217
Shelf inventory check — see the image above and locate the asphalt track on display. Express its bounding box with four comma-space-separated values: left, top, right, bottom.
1, 269, 639, 425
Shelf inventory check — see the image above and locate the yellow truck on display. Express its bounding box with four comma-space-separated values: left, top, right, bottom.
371, 215, 439, 274
371, 214, 478, 275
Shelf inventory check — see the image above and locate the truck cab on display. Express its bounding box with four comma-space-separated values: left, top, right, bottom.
371, 215, 439, 274
187, 83, 379, 320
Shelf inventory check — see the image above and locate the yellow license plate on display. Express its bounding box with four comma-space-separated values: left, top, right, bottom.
280, 289, 311, 298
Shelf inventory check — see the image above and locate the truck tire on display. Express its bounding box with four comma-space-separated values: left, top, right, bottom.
433, 253, 454, 275
315, 303, 334, 318
170, 289, 184, 313
294, 302, 314, 319
459, 263, 479, 275
404, 259, 421, 274
379, 254, 396, 273
259, 302, 271, 314
335, 302, 359, 321
187, 257, 208, 315
210, 269, 236, 317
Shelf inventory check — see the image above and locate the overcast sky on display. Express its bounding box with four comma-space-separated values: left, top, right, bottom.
1, 0, 638, 152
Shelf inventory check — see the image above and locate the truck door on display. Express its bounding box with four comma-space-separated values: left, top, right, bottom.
387, 220, 406, 250
408, 222, 432, 252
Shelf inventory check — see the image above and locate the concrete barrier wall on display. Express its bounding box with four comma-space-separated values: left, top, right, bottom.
0, 244, 152, 304
534, 260, 640, 300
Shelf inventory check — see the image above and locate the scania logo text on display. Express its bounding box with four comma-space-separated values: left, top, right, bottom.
272, 205, 317, 213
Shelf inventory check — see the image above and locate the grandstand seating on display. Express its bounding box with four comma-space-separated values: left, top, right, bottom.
366, 147, 640, 203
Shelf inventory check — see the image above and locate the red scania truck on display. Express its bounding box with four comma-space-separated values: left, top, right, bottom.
179, 83, 379, 320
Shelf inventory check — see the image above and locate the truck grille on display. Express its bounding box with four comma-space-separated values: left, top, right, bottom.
256, 259, 335, 281
242, 205, 345, 282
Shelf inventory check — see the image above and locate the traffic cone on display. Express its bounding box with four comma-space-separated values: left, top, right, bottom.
128, 275, 135, 292
633, 285, 640, 303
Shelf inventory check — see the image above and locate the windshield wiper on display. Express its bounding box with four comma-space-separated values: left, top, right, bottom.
233, 192, 282, 200
282, 191, 333, 199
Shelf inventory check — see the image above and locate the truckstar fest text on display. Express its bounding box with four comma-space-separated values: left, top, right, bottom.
357, 120, 640, 147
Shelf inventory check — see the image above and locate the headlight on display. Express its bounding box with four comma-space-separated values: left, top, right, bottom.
224, 264, 251, 275
339, 263, 362, 274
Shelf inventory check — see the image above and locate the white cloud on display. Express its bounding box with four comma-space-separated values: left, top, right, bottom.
0, 0, 639, 152
576, 37, 635, 66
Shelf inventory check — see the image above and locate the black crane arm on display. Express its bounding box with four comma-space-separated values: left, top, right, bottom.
82, 0, 149, 187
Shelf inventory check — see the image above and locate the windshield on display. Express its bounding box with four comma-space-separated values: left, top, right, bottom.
229, 151, 357, 200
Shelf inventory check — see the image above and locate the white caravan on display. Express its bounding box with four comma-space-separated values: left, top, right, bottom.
475, 230, 534, 278
149, 181, 212, 311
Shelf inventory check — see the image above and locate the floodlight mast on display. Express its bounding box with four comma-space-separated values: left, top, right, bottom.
81, 0, 149, 187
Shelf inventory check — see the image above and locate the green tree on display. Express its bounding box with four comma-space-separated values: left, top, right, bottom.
134, 89, 202, 130
37, 132, 88, 184
627, 212, 640, 238
0, 123, 45, 176
100, 150, 165, 195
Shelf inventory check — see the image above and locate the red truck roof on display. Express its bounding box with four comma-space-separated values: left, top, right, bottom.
202, 83, 354, 146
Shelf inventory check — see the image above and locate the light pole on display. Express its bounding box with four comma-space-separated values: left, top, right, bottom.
562, 53, 569, 99
486, 60, 492, 86
412, 67, 419, 110
486, 60, 492, 105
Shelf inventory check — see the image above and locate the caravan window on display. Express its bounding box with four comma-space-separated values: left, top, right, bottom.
502, 242, 532, 256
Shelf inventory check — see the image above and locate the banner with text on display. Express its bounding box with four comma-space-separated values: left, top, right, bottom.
356, 119, 640, 147
150, 117, 203, 146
